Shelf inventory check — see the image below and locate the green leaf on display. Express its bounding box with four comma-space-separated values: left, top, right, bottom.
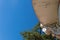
20, 22, 58, 40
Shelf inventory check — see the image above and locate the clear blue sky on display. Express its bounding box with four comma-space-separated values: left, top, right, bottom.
0, 0, 39, 40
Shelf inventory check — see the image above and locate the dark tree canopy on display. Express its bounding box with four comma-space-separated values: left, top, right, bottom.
21, 23, 59, 40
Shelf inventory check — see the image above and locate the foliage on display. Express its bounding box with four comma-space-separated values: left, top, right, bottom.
21, 23, 59, 40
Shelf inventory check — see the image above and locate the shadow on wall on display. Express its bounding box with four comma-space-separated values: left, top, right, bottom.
59, 5, 60, 24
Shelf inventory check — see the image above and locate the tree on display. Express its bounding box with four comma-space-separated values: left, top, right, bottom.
21, 23, 59, 40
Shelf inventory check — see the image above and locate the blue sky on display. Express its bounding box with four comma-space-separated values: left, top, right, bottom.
0, 0, 39, 40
